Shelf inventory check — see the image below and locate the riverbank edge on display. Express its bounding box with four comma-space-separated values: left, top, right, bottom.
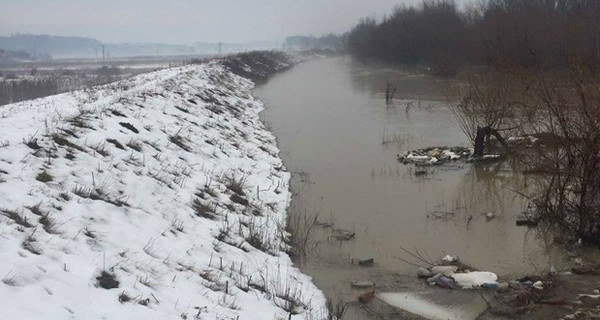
0, 51, 329, 319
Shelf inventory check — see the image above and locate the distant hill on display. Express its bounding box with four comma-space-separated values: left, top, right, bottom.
0, 34, 283, 59
0, 34, 102, 58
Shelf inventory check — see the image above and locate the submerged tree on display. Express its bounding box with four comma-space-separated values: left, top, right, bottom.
450, 70, 527, 156
455, 60, 600, 243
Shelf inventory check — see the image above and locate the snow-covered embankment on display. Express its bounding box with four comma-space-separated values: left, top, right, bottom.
0, 53, 326, 319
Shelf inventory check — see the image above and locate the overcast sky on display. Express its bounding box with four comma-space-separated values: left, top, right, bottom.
0, 0, 457, 44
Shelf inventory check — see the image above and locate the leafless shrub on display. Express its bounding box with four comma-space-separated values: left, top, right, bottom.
2, 208, 32, 227
450, 70, 526, 156
36, 170, 54, 183
138, 274, 157, 289
143, 238, 162, 259
175, 106, 190, 113
58, 192, 71, 201
27, 203, 46, 216
169, 134, 192, 152
23, 135, 40, 150
218, 294, 240, 310
123, 152, 144, 166
230, 194, 249, 206
88, 141, 110, 157
191, 198, 217, 220
326, 298, 348, 320
2, 271, 18, 286
284, 208, 320, 263
106, 138, 125, 150
119, 122, 139, 134
39, 214, 60, 234
22, 230, 41, 254
171, 218, 185, 233
245, 218, 273, 254
67, 114, 91, 129
118, 291, 132, 303
201, 185, 220, 198
224, 174, 247, 196
273, 282, 305, 315
126, 139, 143, 152
522, 67, 600, 243
72, 185, 94, 199
107, 108, 126, 117
83, 226, 96, 239
138, 297, 151, 307
51, 134, 85, 152
96, 271, 119, 289
199, 269, 227, 292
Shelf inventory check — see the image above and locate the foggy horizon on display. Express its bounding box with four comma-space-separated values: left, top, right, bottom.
0, 0, 465, 44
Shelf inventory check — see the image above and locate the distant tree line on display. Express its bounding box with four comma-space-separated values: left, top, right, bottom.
284, 34, 346, 51
348, 0, 600, 74
0, 34, 101, 59
0, 48, 52, 66
0, 68, 123, 106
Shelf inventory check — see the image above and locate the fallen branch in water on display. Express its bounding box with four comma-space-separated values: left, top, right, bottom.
398, 245, 435, 266
427, 210, 456, 219
393, 255, 426, 268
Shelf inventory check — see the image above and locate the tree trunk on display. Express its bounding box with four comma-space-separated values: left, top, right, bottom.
474, 126, 509, 157
474, 126, 486, 157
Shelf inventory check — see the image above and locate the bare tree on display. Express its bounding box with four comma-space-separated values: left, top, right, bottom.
450, 69, 528, 156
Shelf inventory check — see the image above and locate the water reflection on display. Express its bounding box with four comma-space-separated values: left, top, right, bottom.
348, 59, 459, 101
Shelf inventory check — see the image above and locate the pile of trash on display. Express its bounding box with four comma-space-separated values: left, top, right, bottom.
417, 255, 501, 290
398, 147, 471, 165
417, 254, 552, 292
398, 146, 506, 166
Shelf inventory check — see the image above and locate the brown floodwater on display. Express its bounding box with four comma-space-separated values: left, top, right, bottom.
255, 57, 569, 318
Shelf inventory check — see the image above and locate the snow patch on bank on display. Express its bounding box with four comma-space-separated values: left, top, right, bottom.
0, 59, 326, 319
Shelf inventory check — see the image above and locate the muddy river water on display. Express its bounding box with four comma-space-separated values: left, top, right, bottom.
255, 57, 570, 319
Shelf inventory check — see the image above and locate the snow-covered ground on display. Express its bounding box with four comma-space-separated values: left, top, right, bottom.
0, 57, 327, 319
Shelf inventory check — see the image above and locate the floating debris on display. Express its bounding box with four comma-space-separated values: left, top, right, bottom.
533, 280, 544, 290
377, 291, 489, 320
431, 265, 458, 276
397, 144, 511, 167
358, 291, 375, 303
358, 258, 375, 266
332, 229, 356, 241
516, 211, 537, 227
397, 146, 472, 165
452, 271, 499, 289
442, 255, 460, 263
414, 255, 499, 290
351, 280, 375, 288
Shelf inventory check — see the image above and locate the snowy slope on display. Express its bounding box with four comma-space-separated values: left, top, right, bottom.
0, 57, 327, 319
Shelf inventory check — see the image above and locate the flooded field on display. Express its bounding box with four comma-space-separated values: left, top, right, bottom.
255, 57, 571, 318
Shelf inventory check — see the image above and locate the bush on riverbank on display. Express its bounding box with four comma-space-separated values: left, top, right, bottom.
453, 62, 600, 244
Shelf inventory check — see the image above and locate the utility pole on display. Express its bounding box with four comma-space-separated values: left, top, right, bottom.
156, 44, 160, 58
218, 42, 223, 56
101, 44, 105, 65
